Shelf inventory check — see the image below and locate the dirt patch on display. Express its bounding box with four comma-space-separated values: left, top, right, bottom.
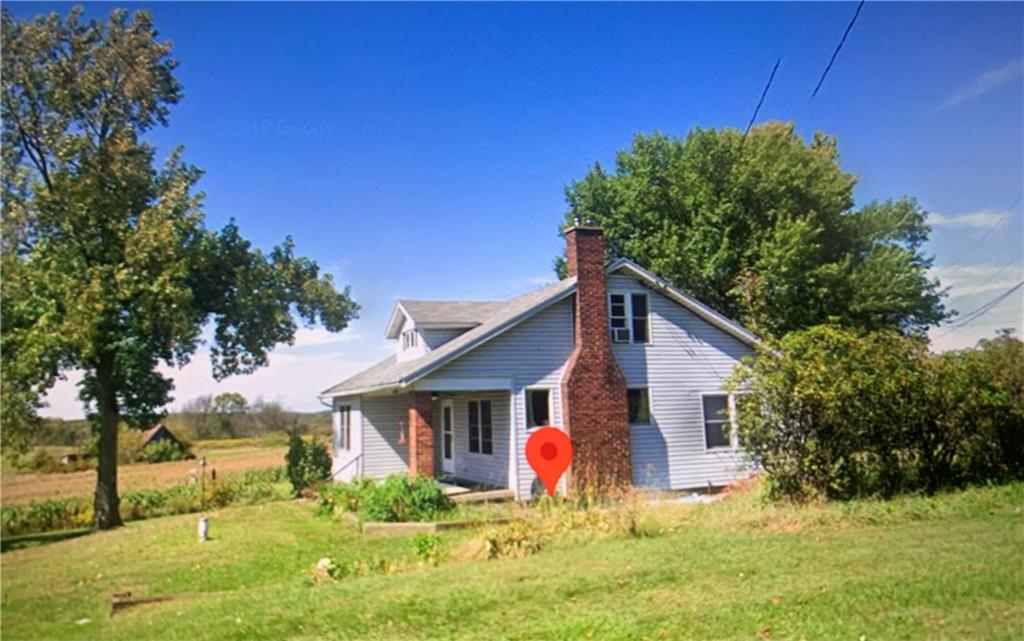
1, 446, 285, 505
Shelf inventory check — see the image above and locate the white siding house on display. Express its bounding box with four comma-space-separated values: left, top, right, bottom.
321, 228, 757, 499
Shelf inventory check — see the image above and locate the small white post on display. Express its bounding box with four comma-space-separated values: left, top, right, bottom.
197, 515, 209, 542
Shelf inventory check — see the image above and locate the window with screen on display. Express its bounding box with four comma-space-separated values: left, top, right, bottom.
702, 394, 731, 449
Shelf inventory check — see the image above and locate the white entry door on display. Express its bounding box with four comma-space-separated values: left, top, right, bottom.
441, 400, 455, 475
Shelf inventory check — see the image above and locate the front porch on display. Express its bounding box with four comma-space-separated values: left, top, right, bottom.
333, 387, 515, 493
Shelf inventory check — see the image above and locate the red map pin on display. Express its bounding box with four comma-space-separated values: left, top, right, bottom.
525, 427, 573, 496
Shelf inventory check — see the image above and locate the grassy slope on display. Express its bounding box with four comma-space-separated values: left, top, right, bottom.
2, 484, 1022, 641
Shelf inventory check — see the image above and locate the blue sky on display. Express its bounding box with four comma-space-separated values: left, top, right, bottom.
10, 2, 1022, 417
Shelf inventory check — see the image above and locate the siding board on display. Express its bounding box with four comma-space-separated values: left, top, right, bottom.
608, 273, 754, 489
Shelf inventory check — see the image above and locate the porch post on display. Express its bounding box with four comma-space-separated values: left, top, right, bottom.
408, 392, 435, 478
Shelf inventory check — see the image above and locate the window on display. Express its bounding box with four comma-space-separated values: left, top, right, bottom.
608, 292, 650, 344
701, 394, 734, 449
402, 330, 418, 350
610, 293, 629, 342
468, 400, 493, 455
631, 293, 649, 343
336, 405, 351, 450
526, 389, 551, 428
627, 388, 650, 425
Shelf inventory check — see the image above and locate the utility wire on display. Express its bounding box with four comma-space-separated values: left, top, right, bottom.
744, 59, 782, 138
811, 0, 866, 98
933, 279, 1024, 340
942, 194, 1022, 269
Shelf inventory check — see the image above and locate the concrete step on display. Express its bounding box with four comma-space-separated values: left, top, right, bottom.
450, 489, 515, 504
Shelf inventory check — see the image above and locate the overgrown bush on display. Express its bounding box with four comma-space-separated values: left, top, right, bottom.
360, 475, 454, 522
317, 475, 454, 522
316, 477, 376, 516
285, 434, 332, 496
730, 326, 1024, 501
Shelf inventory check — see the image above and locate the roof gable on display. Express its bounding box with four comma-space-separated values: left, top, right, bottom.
323, 278, 576, 396
606, 258, 758, 347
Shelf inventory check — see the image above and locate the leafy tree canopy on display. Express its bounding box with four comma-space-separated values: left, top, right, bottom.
1, 7, 358, 527
558, 123, 948, 337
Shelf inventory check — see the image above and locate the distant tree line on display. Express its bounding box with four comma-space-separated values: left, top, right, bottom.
30, 393, 329, 449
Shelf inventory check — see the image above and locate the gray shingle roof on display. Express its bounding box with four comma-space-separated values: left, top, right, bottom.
398, 299, 506, 326
322, 278, 577, 396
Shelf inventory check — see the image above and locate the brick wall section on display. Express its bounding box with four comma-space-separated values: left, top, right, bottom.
561, 226, 633, 493
408, 392, 435, 478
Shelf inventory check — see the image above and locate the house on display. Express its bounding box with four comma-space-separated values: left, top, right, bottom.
139, 424, 183, 449
320, 226, 758, 499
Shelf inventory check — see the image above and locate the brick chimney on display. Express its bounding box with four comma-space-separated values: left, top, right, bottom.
561, 225, 632, 493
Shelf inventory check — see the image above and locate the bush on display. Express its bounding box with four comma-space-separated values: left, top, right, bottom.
317, 475, 454, 522
730, 326, 1024, 501
138, 439, 193, 463
359, 475, 454, 522
285, 434, 332, 496
411, 533, 443, 565
316, 477, 375, 516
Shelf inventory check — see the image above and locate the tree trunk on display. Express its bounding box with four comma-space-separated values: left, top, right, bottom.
94, 356, 123, 530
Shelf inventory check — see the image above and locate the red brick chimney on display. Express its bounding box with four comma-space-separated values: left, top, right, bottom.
561, 225, 632, 494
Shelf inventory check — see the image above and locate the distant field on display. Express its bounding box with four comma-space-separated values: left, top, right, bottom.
0, 444, 286, 506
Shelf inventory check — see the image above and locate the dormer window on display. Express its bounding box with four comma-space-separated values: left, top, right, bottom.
609, 292, 650, 343
402, 330, 418, 350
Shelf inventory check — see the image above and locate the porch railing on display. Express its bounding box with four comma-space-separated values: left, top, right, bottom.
331, 452, 364, 481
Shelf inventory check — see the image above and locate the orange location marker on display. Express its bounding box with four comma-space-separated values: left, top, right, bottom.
525, 427, 573, 496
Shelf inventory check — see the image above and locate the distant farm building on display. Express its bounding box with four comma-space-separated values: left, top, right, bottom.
139, 424, 183, 449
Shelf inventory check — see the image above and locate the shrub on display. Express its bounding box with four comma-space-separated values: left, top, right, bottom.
138, 439, 193, 463
316, 477, 375, 516
12, 448, 59, 473
285, 434, 332, 496
730, 326, 1024, 501
411, 533, 443, 566
359, 475, 454, 522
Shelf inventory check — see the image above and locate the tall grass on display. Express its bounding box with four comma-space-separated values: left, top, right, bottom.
1, 466, 289, 536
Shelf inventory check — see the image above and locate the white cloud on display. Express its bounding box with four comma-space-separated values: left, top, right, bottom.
929, 209, 1006, 230
931, 263, 1024, 297
938, 58, 1024, 111
929, 262, 1023, 352
38, 324, 384, 420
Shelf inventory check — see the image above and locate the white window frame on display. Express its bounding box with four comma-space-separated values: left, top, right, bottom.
700, 392, 740, 451
336, 404, 352, 451
626, 386, 652, 426
467, 398, 494, 456
402, 329, 419, 350
608, 291, 651, 344
525, 387, 553, 429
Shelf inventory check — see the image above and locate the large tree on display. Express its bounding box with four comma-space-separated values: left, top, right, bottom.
558, 123, 948, 337
1, 8, 358, 529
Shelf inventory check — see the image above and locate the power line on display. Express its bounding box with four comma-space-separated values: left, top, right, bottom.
942, 194, 1023, 269
744, 59, 782, 138
933, 279, 1024, 339
811, 0, 866, 98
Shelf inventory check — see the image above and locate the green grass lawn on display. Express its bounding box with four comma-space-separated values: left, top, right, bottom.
2, 483, 1022, 641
